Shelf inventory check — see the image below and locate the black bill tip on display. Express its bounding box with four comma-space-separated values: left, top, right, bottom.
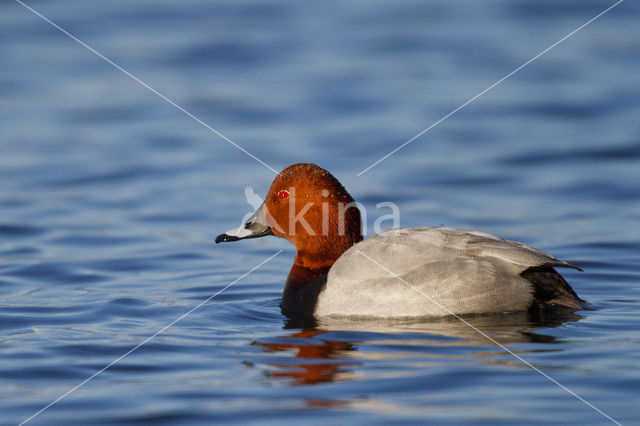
215, 233, 240, 244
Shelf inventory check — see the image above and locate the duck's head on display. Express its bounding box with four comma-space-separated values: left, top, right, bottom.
216, 163, 362, 270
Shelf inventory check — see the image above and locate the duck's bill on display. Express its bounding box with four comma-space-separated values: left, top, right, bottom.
215, 203, 273, 243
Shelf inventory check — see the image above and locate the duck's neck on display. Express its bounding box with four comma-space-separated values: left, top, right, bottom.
292, 232, 362, 275
282, 233, 362, 316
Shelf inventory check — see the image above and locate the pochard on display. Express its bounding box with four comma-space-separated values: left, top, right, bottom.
216, 163, 583, 318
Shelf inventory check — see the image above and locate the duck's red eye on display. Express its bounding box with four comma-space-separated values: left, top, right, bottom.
278, 190, 289, 199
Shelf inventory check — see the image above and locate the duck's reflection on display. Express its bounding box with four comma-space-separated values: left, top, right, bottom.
250, 308, 583, 386
253, 328, 358, 385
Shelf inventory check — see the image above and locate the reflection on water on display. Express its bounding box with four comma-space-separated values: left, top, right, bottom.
252, 309, 582, 386
253, 329, 358, 385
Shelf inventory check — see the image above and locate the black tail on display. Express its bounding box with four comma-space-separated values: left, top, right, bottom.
522, 266, 586, 310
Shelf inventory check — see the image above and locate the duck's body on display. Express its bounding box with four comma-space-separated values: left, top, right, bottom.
216, 163, 584, 318
308, 227, 581, 318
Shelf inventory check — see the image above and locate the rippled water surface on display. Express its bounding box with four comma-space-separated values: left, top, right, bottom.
1, 0, 640, 424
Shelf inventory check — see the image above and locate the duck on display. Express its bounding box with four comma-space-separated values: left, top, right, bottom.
216, 163, 584, 318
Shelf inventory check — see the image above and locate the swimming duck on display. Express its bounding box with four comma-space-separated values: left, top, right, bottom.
216, 163, 583, 318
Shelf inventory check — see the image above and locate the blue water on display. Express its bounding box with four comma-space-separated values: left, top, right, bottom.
2, 0, 640, 424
